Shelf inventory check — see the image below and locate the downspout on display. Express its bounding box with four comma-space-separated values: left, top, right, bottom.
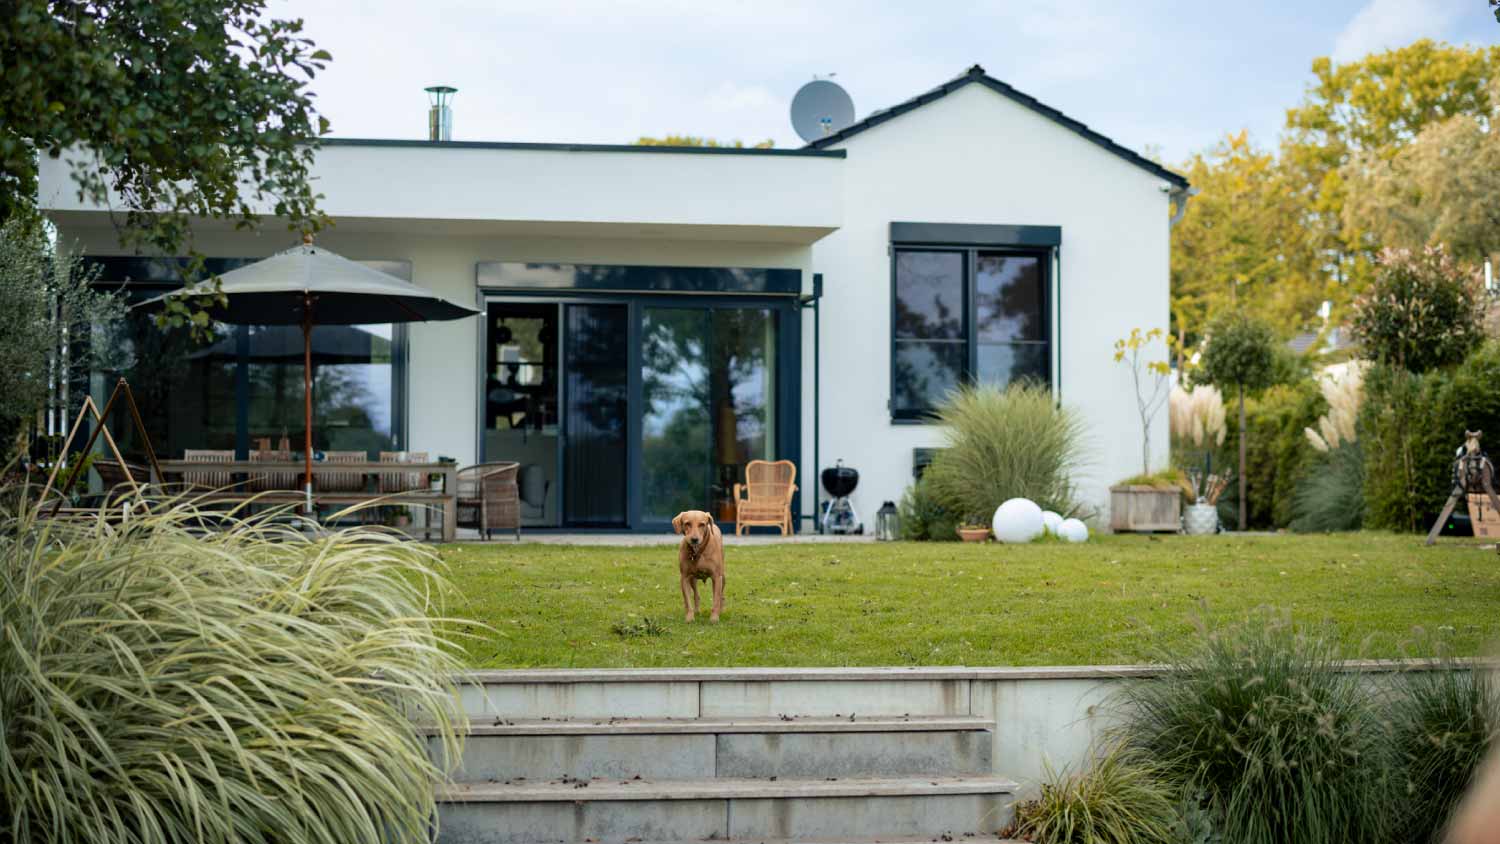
1168, 184, 1199, 228
800, 274, 823, 534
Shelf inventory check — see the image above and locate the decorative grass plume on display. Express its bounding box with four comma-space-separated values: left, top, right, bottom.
0, 492, 471, 843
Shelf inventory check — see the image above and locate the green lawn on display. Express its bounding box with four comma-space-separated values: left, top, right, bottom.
436, 533, 1500, 669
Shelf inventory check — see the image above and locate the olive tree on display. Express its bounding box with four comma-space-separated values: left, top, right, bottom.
1196, 312, 1277, 530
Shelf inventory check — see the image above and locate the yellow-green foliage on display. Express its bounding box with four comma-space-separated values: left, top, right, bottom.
0, 493, 471, 843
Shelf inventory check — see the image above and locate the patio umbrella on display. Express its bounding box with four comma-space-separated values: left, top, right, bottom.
136, 237, 479, 512
186, 323, 392, 365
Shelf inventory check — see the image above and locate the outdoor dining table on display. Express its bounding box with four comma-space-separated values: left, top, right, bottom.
153, 459, 458, 542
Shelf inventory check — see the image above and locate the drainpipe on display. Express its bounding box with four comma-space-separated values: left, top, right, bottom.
1168, 184, 1199, 228
800, 274, 823, 533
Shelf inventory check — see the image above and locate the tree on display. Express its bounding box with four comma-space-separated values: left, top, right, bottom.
1342, 82, 1500, 264
634, 135, 774, 148
1, 1, 331, 283
1170, 132, 1324, 346
1280, 40, 1500, 296
1196, 312, 1277, 530
1349, 246, 1483, 376
1112, 327, 1176, 476
0, 212, 125, 460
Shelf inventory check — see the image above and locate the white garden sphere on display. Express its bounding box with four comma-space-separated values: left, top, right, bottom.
992, 498, 1045, 544
1057, 518, 1090, 543
1041, 510, 1064, 536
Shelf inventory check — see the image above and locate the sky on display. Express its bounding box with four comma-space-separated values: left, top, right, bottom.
268, 0, 1499, 167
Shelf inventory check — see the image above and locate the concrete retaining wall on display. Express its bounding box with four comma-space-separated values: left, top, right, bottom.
457, 661, 1492, 788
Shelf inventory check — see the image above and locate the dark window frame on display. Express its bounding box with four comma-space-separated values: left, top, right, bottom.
889, 239, 1054, 422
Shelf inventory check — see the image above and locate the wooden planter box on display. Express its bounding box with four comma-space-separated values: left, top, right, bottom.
1109, 485, 1182, 533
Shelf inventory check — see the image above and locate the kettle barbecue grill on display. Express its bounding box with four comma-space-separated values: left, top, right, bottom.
820, 460, 862, 534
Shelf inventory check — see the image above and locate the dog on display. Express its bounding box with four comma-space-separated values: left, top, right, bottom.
672, 510, 725, 623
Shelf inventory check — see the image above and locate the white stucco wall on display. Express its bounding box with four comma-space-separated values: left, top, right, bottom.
808, 82, 1174, 527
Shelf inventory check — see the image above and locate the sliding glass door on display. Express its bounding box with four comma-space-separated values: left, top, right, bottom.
641, 306, 775, 524
482, 295, 794, 530
562, 304, 629, 526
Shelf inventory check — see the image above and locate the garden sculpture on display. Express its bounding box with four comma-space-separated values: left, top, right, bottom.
1424, 430, 1500, 546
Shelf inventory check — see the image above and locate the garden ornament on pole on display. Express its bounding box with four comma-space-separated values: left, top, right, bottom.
136, 236, 479, 515
1424, 430, 1500, 546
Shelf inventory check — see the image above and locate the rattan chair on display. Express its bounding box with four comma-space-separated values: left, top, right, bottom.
456, 462, 521, 540
181, 450, 235, 490
734, 459, 797, 536
248, 449, 296, 491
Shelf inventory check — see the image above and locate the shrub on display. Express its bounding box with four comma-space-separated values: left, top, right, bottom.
1387, 656, 1499, 843
1350, 246, 1483, 375
1112, 611, 1394, 844
923, 382, 1086, 521
896, 474, 958, 541
0, 493, 469, 843
1008, 743, 1183, 844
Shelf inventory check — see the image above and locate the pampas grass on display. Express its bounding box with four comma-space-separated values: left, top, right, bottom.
923, 382, 1086, 520
0, 490, 471, 843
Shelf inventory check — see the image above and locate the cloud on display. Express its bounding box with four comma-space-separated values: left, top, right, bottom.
1332, 0, 1460, 63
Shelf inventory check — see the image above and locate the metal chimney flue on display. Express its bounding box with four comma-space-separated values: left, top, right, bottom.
425, 85, 457, 141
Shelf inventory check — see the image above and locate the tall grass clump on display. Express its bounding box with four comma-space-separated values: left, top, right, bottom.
0, 492, 470, 843
1291, 364, 1366, 532
1008, 743, 1183, 844
1111, 611, 1393, 844
923, 382, 1086, 520
1386, 654, 1499, 843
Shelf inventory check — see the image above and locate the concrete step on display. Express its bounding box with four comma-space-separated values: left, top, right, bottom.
434, 776, 1018, 844
430, 716, 994, 781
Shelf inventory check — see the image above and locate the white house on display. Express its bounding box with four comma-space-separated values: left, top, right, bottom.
38, 65, 1187, 533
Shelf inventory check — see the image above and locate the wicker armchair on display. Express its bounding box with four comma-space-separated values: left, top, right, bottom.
456, 462, 521, 540
734, 459, 797, 535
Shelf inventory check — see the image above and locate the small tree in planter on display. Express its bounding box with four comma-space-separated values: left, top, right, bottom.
1196, 312, 1277, 530
1109, 328, 1182, 532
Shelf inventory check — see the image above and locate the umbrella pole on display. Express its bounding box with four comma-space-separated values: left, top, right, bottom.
302, 295, 315, 518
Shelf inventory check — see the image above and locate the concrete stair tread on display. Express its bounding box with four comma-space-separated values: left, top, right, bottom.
439, 775, 1019, 803
438, 715, 994, 737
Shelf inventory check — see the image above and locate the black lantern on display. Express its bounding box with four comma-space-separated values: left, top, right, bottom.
875, 500, 899, 541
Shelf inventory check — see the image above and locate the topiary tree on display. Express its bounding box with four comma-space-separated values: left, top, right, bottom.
1350, 246, 1483, 375
1196, 312, 1277, 530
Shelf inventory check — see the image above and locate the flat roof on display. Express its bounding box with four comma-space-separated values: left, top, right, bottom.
318, 137, 847, 158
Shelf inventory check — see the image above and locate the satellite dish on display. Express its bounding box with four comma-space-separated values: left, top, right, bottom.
790, 79, 855, 143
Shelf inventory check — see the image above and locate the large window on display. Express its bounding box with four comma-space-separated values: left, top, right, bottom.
88, 257, 407, 461
891, 246, 1049, 420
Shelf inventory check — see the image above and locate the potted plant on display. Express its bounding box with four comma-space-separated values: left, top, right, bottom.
1110, 328, 1183, 532
956, 516, 990, 543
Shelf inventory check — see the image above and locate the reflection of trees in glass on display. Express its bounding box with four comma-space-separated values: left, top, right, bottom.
976, 255, 1043, 342
894, 342, 961, 412
895, 252, 963, 339
641, 308, 773, 518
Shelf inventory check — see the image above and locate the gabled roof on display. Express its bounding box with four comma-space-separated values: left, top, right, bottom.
806, 65, 1189, 188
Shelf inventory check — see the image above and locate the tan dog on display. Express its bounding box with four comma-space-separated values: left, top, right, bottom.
672, 510, 725, 622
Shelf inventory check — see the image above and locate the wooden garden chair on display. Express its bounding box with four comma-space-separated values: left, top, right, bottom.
733, 459, 797, 536
247, 449, 296, 491
181, 450, 235, 490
